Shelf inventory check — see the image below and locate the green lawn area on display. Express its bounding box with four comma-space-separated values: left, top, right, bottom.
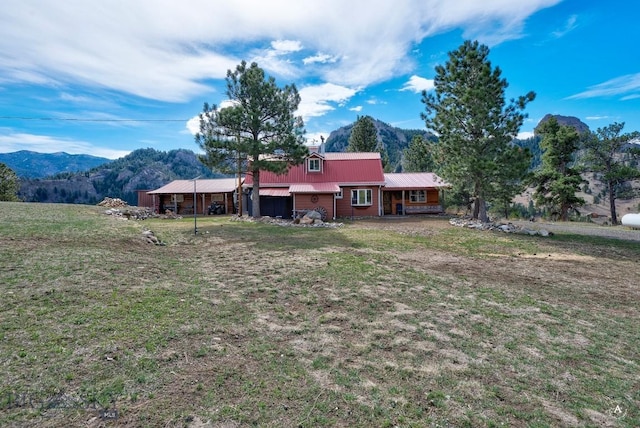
1, 202, 638, 427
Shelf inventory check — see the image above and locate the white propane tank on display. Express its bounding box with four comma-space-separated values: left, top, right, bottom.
621, 213, 640, 228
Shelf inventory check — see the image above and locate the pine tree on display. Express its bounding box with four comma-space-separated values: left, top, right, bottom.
582, 122, 640, 224
421, 40, 535, 222
0, 163, 20, 201
402, 135, 435, 172
530, 117, 584, 221
347, 116, 378, 152
196, 61, 308, 217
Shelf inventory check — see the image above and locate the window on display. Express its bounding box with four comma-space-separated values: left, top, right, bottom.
308, 158, 321, 172
409, 190, 426, 203
335, 188, 343, 199
351, 189, 372, 206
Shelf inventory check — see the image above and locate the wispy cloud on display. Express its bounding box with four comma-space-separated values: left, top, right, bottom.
0, 132, 129, 159
552, 14, 578, 38
585, 115, 610, 120
567, 73, 640, 100
0, 0, 561, 103
303, 53, 339, 65
349, 106, 363, 112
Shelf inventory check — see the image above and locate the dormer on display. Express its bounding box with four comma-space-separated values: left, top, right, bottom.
306, 152, 324, 173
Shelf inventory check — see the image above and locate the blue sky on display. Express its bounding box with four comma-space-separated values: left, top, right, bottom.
1, 0, 639, 159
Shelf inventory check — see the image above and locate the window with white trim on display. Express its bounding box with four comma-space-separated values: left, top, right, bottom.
335, 188, 343, 199
409, 190, 426, 203
308, 158, 321, 172
351, 189, 372, 206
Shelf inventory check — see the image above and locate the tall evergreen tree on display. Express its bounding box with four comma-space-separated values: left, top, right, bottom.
402, 135, 435, 172
347, 115, 378, 152
0, 163, 20, 201
421, 40, 535, 222
196, 61, 308, 217
530, 117, 584, 221
582, 122, 640, 224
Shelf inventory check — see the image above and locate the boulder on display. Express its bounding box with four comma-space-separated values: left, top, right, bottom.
299, 217, 314, 225
304, 210, 322, 220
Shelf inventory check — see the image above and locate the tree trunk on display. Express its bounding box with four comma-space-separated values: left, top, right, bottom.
252, 169, 261, 218
608, 181, 617, 224
477, 198, 488, 223
560, 203, 569, 221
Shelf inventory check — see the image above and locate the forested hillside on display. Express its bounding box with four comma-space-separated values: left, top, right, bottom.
18, 148, 222, 205
0, 150, 109, 178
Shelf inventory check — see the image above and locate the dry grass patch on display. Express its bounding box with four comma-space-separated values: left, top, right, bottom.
1, 203, 638, 427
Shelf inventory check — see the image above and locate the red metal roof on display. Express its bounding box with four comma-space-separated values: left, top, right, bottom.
148, 178, 241, 194
383, 173, 450, 189
289, 182, 341, 193
260, 188, 291, 197
245, 152, 385, 186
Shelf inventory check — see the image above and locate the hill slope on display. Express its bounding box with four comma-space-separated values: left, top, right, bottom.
18, 148, 222, 205
0, 150, 110, 178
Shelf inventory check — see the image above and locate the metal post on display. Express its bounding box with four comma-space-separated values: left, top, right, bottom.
192, 175, 201, 235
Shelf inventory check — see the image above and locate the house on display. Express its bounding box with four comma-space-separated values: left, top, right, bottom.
147, 177, 241, 215
243, 147, 449, 219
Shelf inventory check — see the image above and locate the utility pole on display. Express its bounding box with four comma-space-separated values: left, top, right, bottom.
236, 134, 243, 217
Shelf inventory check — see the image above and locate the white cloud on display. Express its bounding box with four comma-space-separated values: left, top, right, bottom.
517, 131, 535, 140
297, 83, 358, 120
350, 106, 363, 112
585, 115, 609, 121
271, 40, 303, 53
186, 116, 201, 136
0, 0, 561, 102
568, 73, 640, 100
0, 132, 129, 159
401, 75, 434, 93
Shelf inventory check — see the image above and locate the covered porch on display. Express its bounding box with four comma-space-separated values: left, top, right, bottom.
383, 173, 449, 215
147, 177, 242, 216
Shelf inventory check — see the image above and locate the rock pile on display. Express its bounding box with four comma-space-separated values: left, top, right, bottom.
449, 217, 552, 237
98, 197, 129, 208
104, 207, 156, 220
230, 214, 343, 228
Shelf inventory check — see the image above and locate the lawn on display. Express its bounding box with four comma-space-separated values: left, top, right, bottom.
0, 202, 638, 427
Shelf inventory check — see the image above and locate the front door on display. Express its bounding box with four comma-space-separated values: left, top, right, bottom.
383, 192, 392, 215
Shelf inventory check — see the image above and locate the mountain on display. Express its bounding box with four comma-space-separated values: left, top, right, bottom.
18, 148, 223, 205
535, 114, 590, 135
0, 150, 110, 178
324, 117, 435, 172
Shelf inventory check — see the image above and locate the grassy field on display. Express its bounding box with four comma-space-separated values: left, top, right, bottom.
0, 202, 638, 427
